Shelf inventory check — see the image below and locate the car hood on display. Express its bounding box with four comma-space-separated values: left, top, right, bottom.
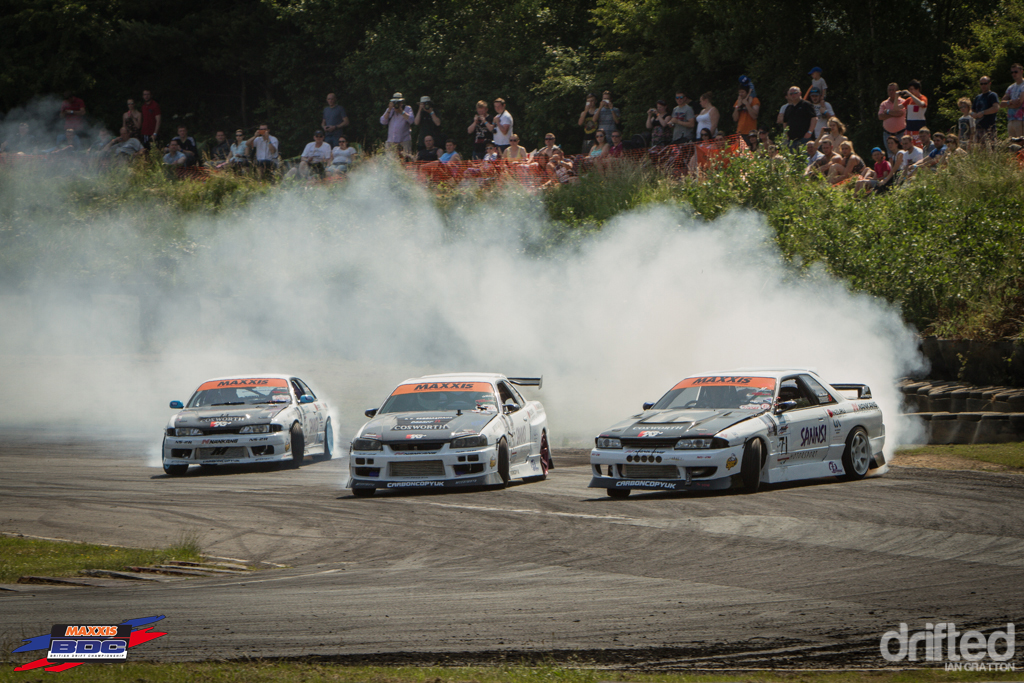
602, 408, 765, 438
172, 405, 290, 427
361, 411, 498, 441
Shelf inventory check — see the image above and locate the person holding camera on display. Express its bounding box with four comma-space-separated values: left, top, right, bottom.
578, 93, 599, 153
380, 92, 413, 153
415, 96, 442, 150
904, 80, 928, 133
646, 100, 672, 146
591, 90, 620, 138
246, 124, 279, 176
670, 92, 696, 143
732, 85, 760, 135
467, 100, 493, 159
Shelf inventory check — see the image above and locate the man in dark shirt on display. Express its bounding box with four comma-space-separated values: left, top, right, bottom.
415, 97, 442, 150
417, 135, 440, 161
1, 122, 37, 154
210, 131, 231, 162
168, 125, 199, 166
782, 86, 816, 150
321, 93, 349, 147
972, 75, 1000, 143
140, 89, 161, 149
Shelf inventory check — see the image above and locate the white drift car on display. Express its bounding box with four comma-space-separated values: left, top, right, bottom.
349, 373, 551, 496
590, 369, 886, 497
162, 374, 332, 476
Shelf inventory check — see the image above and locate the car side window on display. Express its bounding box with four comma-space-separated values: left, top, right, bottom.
291, 380, 304, 400
779, 377, 814, 410
497, 382, 520, 410
800, 375, 836, 406
297, 379, 316, 399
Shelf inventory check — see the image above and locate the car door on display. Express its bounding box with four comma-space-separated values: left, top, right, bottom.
800, 374, 846, 463
777, 376, 830, 465
497, 380, 531, 462
296, 378, 324, 444
291, 378, 316, 443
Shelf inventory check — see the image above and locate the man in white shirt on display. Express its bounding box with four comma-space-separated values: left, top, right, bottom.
289, 130, 333, 179
104, 126, 145, 160
247, 124, 279, 177
489, 98, 513, 151
808, 88, 835, 139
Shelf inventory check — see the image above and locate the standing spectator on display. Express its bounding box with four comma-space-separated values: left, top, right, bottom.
168, 126, 198, 166
646, 100, 672, 146
162, 139, 186, 167
228, 129, 249, 170
209, 131, 231, 163
380, 93, 413, 153
957, 98, 976, 143
60, 91, 86, 132
1001, 64, 1024, 139
291, 130, 332, 178
468, 101, 493, 160
1, 122, 37, 154
123, 98, 142, 140
783, 86, 816, 150
247, 123, 280, 175
415, 96, 442, 150
503, 134, 526, 160
904, 80, 928, 132
592, 90, 620, 138
695, 92, 720, 139
140, 90, 161, 149
808, 88, 834, 139
818, 116, 848, 150
807, 67, 827, 100
104, 127, 144, 160
732, 85, 760, 135
417, 135, 440, 161
327, 136, 358, 175
971, 75, 1000, 143
670, 92, 696, 143
878, 83, 907, 149
321, 93, 349, 147
490, 98, 513, 151
578, 93, 599, 152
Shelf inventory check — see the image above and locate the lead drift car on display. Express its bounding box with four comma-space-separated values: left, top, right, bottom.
590, 370, 885, 497
162, 375, 332, 476
349, 374, 551, 496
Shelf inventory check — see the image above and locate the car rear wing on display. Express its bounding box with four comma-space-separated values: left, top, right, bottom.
508, 376, 543, 389
831, 383, 872, 400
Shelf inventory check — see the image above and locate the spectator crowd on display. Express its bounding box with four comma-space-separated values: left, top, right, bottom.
3, 65, 1024, 192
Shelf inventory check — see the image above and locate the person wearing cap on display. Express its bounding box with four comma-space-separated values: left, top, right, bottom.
292, 130, 333, 178
670, 92, 695, 143
414, 96, 442, 150
807, 67, 827, 100
854, 146, 892, 194
732, 84, 760, 135
808, 88, 834, 139
646, 100, 672, 146
380, 92, 413, 153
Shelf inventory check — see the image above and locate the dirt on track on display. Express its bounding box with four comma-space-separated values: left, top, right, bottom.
2, 433, 1023, 670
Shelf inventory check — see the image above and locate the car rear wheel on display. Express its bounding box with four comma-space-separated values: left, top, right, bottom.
163, 463, 187, 477
352, 488, 375, 498
524, 432, 552, 483
607, 488, 630, 498
290, 423, 304, 468
840, 428, 871, 481
740, 438, 763, 494
497, 440, 510, 487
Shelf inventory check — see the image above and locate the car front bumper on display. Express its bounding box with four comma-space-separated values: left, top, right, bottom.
588, 444, 743, 491
349, 444, 501, 490
162, 433, 292, 466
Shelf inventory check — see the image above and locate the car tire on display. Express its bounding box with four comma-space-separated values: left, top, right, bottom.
316, 418, 333, 461
352, 488, 375, 498
497, 440, 510, 487
540, 431, 553, 473
840, 428, 871, 481
290, 423, 304, 468
607, 488, 630, 499
163, 463, 187, 477
740, 438, 763, 494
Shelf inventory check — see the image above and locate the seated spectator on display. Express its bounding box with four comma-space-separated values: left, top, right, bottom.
647, 100, 672, 146
502, 134, 527, 160
48, 128, 82, 154
417, 135, 440, 161
916, 127, 935, 156
227, 129, 249, 170
542, 147, 577, 187
899, 133, 924, 170
163, 139, 187, 167
104, 127, 145, 160
698, 128, 713, 142
945, 134, 967, 159
247, 124, 280, 176
287, 130, 333, 179
584, 129, 610, 170
914, 131, 946, 169
439, 139, 461, 163
419, 140, 462, 183
818, 117, 848, 151
1, 122, 37, 154
956, 97, 975, 147
855, 147, 892, 194
530, 133, 559, 161
167, 126, 199, 166
826, 141, 865, 184
482, 141, 500, 161
608, 131, 624, 157
327, 136, 358, 175
89, 129, 114, 155
805, 139, 840, 176
209, 131, 231, 163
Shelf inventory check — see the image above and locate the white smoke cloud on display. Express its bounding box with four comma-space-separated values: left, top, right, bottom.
0, 162, 926, 455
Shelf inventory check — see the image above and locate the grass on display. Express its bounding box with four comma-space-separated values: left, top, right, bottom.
0, 528, 205, 584
0, 662, 1021, 682
896, 442, 1024, 469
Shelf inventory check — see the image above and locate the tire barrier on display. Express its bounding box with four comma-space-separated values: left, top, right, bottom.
899, 378, 1024, 444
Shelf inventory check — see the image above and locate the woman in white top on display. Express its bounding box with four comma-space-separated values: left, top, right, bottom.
695, 92, 719, 139
327, 137, 358, 175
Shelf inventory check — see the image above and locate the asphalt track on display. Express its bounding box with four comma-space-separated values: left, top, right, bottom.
2, 432, 1023, 670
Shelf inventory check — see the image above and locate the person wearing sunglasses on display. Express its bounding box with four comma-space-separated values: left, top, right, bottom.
228, 130, 249, 171
290, 130, 332, 179
1001, 64, 1024, 139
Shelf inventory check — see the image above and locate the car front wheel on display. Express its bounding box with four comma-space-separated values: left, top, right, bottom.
740, 438, 763, 494
290, 423, 304, 468
163, 463, 188, 477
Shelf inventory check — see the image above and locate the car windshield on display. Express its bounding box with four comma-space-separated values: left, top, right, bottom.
653, 376, 777, 411
187, 378, 292, 408
379, 381, 498, 414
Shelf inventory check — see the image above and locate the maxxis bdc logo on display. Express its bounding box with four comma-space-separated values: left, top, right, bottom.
12, 615, 167, 673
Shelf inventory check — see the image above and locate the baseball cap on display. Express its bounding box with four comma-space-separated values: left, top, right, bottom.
871, 147, 883, 154
809, 67, 822, 75
809, 88, 821, 94
656, 99, 667, 106
391, 92, 404, 101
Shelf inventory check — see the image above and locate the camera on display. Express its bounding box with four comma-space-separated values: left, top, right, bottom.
649, 108, 657, 115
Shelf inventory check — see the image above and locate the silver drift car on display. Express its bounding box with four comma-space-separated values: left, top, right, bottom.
590, 369, 886, 497
162, 375, 332, 476
349, 373, 551, 496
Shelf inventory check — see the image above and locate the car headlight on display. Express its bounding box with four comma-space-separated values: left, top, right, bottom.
595, 437, 622, 449
239, 424, 271, 434
675, 437, 727, 449
175, 428, 203, 436
451, 434, 488, 449
352, 438, 382, 451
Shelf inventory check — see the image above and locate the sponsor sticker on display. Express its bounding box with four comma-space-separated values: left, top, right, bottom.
800, 425, 828, 447
392, 415, 452, 431
197, 378, 288, 391
726, 455, 738, 470
636, 430, 663, 438
673, 376, 776, 390
12, 616, 167, 673
390, 382, 493, 395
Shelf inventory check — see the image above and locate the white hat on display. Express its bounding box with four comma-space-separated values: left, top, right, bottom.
390, 92, 404, 102
420, 96, 431, 103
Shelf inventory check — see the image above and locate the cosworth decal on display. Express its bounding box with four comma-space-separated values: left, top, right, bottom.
673, 376, 777, 390
800, 425, 828, 447
197, 378, 288, 391
393, 415, 453, 431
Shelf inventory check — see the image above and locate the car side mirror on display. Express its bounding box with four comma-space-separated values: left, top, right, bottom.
365, 408, 378, 418
299, 395, 315, 404
170, 400, 184, 410
503, 398, 520, 413
775, 400, 798, 414
642, 402, 654, 410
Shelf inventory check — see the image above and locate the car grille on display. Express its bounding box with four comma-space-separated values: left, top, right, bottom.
387, 441, 446, 452
622, 464, 680, 479
621, 438, 679, 449
389, 460, 445, 477
198, 447, 247, 459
